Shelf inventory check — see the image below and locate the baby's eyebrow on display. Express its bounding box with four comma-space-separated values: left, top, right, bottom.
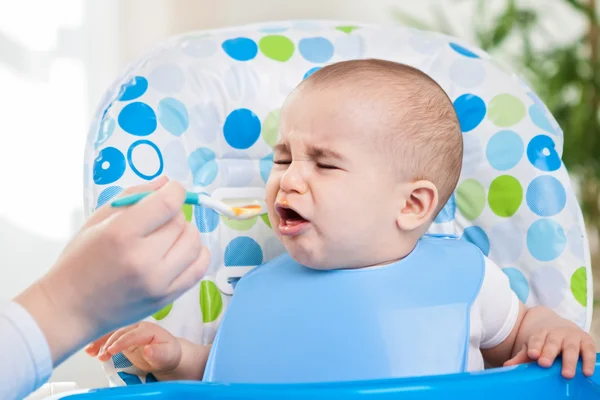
274, 143, 290, 154
274, 143, 346, 162
307, 145, 346, 161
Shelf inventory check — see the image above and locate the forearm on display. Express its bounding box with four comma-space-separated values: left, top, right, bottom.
153, 339, 211, 381
14, 276, 95, 367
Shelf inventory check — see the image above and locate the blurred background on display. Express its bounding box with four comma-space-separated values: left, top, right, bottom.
0, 0, 597, 389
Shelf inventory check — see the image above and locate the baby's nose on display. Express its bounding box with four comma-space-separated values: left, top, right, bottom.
280, 163, 308, 194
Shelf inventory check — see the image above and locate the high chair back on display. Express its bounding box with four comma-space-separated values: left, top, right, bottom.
83, 20, 592, 385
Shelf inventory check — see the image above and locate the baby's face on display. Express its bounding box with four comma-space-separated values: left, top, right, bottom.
265, 88, 406, 270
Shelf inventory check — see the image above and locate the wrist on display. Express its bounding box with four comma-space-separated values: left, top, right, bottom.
14, 272, 97, 366
153, 339, 209, 381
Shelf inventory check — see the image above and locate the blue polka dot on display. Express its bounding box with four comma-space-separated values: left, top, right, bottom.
531, 266, 567, 308
527, 135, 561, 172
303, 67, 321, 80
222, 37, 258, 61
164, 140, 189, 181
335, 35, 364, 59
449, 58, 485, 88
502, 268, 529, 303
194, 193, 220, 233
225, 237, 263, 266
118, 102, 157, 136
111, 353, 133, 369
158, 97, 189, 137
299, 37, 334, 63
434, 193, 456, 223
526, 175, 566, 217
94, 116, 115, 149
449, 42, 480, 58
527, 219, 566, 261
148, 64, 185, 94
127, 140, 164, 180
260, 153, 273, 183
489, 221, 523, 264
182, 37, 218, 58
453, 94, 486, 132
93, 147, 126, 185
527, 92, 546, 112
567, 226, 585, 260
117, 372, 142, 386
528, 104, 557, 135
97, 186, 123, 208
486, 130, 524, 171
223, 109, 261, 149
117, 76, 148, 101
188, 148, 218, 186
461, 226, 490, 256
221, 152, 255, 187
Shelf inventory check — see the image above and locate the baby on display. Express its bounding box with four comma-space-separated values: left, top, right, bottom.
87, 59, 596, 382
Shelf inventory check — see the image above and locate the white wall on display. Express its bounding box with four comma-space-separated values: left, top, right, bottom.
0, 0, 585, 390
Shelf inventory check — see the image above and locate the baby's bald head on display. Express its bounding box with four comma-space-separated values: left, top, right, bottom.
296, 59, 463, 214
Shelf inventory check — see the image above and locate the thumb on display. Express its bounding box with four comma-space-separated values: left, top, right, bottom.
143, 342, 181, 372
504, 345, 530, 367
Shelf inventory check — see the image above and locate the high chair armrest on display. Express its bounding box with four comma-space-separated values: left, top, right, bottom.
42, 353, 600, 399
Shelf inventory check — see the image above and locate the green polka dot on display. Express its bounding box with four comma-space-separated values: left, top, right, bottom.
488, 94, 526, 127
152, 303, 172, 321
260, 213, 272, 228
456, 179, 486, 220
221, 215, 257, 231
259, 35, 295, 62
571, 267, 587, 307
336, 25, 360, 34
200, 280, 223, 323
488, 175, 523, 217
262, 109, 280, 148
182, 204, 193, 222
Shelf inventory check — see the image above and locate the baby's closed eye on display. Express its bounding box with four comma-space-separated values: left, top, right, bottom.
316, 163, 339, 170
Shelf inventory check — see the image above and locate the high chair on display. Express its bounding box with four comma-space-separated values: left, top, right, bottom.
49, 20, 597, 399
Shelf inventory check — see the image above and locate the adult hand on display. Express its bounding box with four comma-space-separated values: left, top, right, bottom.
14, 177, 210, 365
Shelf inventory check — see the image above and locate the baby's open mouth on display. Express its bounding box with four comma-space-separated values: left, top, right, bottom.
275, 202, 310, 237
276, 204, 308, 225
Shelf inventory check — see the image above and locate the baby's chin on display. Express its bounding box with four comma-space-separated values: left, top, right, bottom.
283, 242, 343, 270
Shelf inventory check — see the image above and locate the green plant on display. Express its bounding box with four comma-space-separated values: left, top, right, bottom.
394, 0, 600, 235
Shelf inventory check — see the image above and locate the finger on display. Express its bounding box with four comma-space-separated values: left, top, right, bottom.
504, 345, 530, 367
144, 212, 187, 259
560, 338, 581, 379
538, 333, 564, 367
85, 332, 114, 356
527, 332, 547, 360
86, 177, 169, 228
143, 342, 181, 371
113, 181, 186, 237
165, 239, 210, 296
161, 222, 205, 284
581, 339, 597, 377
106, 327, 157, 358
97, 324, 139, 361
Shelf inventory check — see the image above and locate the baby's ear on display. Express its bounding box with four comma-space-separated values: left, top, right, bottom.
396, 181, 439, 231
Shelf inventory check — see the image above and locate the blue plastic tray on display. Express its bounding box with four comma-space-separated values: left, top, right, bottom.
63, 357, 600, 399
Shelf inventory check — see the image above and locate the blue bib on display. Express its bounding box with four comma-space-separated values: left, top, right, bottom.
203, 236, 485, 383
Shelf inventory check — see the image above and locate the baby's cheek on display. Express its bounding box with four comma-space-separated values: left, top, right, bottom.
265, 177, 278, 201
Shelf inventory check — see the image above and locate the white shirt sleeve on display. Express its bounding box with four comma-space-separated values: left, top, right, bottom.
476, 257, 521, 349
0, 301, 53, 400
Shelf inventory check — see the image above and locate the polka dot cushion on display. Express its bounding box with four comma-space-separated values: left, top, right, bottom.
83, 20, 592, 385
